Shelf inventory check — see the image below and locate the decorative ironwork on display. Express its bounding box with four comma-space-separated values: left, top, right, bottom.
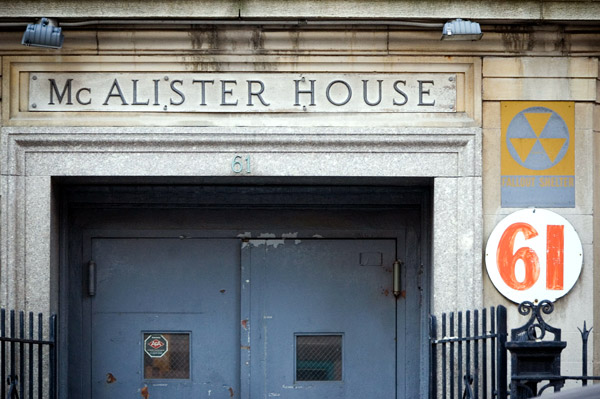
432, 301, 600, 399
511, 300, 561, 342
6, 376, 18, 399
462, 374, 474, 399
507, 300, 566, 398
578, 322, 592, 386
507, 300, 600, 398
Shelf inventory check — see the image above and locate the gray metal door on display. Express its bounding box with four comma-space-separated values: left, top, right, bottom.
89, 238, 241, 398
243, 239, 398, 399
87, 237, 401, 399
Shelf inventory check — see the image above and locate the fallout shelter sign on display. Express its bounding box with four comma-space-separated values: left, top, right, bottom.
501, 102, 575, 207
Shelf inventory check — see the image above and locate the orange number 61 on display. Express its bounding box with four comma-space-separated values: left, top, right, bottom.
497, 222, 564, 291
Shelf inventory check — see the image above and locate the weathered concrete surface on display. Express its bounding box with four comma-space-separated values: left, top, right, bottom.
1, 0, 600, 21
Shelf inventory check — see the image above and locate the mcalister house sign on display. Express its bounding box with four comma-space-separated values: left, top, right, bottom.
29, 72, 457, 113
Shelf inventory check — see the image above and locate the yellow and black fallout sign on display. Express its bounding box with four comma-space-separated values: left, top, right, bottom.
501, 102, 575, 207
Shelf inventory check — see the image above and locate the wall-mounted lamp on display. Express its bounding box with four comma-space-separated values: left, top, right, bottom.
441, 18, 482, 41
22, 18, 64, 49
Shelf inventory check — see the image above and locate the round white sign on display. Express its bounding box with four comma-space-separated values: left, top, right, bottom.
485, 209, 583, 303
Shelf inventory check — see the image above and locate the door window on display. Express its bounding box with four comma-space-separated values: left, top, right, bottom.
143, 333, 190, 380
296, 334, 343, 381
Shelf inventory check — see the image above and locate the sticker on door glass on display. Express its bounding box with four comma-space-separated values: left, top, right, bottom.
144, 334, 169, 358
143, 333, 190, 379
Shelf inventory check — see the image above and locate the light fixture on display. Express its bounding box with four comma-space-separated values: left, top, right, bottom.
22, 18, 64, 49
441, 18, 482, 41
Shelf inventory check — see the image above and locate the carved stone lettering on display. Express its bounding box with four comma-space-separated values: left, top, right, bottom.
49, 79, 73, 105
103, 79, 128, 105
30, 73, 456, 113
418, 80, 436, 106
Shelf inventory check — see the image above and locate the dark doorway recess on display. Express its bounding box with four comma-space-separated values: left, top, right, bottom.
59, 181, 431, 399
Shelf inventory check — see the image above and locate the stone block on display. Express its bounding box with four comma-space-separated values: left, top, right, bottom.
98, 29, 268, 53
482, 213, 502, 247
432, 177, 458, 313
0, 1, 239, 18
457, 177, 483, 303
482, 270, 512, 310
24, 176, 52, 314
574, 129, 593, 214
24, 150, 460, 178
544, 2, 600, 21
241, 0, 540, 19
0, 32, 23, 52
575, 102, 594, 130
432, 176, 483, 313
98, 30, 201, 51
483, 101, 500, 129
483, 57, 598, 78
483, 77, 597, 101
568, 32, 600, 54
262, 30, 387, 52
1, 175, 26, 309
3, 1, 600, 22
482, 127, 501, 212
390, 31, 553, 55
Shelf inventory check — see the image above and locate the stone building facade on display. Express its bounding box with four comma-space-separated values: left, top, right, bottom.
0, 1, 599, 397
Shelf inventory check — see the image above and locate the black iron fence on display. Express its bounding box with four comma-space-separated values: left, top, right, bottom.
0, 309, 57, 399
507, 300, 600, 398
0, 303, 595, 399
431, 301, 600, 399
430, 306, 508, 399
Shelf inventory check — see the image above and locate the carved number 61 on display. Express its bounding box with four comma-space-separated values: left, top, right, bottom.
232, 155, 251, 174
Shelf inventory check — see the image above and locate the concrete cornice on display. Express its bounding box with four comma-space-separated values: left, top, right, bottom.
1, 0, 600, 22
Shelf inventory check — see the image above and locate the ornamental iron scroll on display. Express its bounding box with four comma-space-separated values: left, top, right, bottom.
507, 300, 567, 398
510, 300, 561, 342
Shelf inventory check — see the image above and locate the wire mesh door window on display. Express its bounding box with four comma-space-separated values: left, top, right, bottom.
143, 333, 190, 379
296, 335, 342, 381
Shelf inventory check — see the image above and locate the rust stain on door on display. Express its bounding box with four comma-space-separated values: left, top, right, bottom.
106, 373, 117, 384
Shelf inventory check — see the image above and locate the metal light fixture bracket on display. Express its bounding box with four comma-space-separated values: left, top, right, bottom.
22, 17, 64, 49
441, 18, 483, 41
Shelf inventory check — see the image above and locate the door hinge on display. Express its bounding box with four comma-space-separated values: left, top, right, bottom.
88, 260, 96, 296
393, 259, 403, 298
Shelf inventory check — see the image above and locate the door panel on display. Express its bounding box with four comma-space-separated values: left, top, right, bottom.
89, 238, 240, 399
67, 187, 427, 399
246, 239, 398, 399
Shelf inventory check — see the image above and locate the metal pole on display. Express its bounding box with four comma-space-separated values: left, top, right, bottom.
496, 306, 508, 399
578, 322, 592, 387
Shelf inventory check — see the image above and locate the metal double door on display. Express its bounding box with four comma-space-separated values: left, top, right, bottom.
87, 237, 400, 398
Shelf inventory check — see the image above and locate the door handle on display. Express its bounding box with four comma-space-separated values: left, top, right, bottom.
88, 260, 96, 296
393, 260, 402, 298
